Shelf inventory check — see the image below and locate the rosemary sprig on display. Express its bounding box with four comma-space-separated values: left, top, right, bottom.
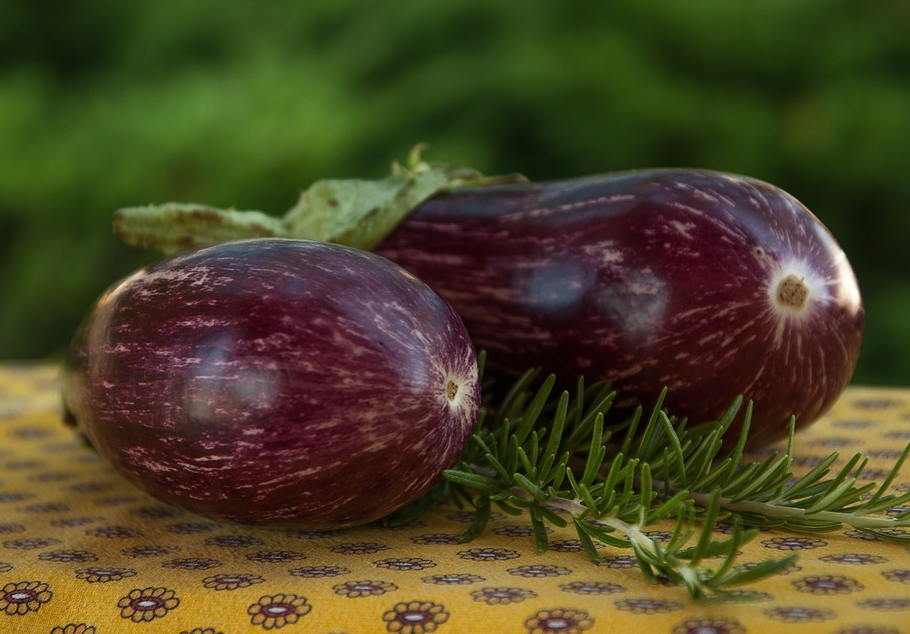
436, 369, 910, 602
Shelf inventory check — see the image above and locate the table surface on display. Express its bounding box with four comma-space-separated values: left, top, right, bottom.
1, 363, 909, 634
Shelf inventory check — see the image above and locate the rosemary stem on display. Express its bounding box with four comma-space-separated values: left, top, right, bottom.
471, 464, 699, 581
542, 490, 704, 582
677, 486, 903, 530
473, 464, 654, 545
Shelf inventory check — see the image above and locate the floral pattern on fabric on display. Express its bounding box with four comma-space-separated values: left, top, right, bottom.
1, 365, 909, 632
471, 586, 537, 605
524, 608, 594, 634
202, 573, 265, 591
0, 580, 52, 615
117, 586, 179, 622
334, 579, 398, 598
247, 593, 310, 629
50, 624, 95, 634
382, 600, 449, 634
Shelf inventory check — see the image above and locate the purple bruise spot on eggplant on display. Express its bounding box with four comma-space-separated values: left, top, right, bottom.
64, 238, 480, 529
375, 169, 864, 446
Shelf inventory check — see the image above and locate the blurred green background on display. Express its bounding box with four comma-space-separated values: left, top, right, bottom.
1, 0, 908, 385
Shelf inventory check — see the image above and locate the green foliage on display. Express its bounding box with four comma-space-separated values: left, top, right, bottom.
1, 0, 908, 385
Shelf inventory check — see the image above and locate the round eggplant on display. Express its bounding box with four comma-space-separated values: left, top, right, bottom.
375, 169, 865, 446
63, 238, 480, 529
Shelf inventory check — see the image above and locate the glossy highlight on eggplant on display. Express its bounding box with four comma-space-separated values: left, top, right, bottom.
64, 238, 480, 529
375, 169, 865, 446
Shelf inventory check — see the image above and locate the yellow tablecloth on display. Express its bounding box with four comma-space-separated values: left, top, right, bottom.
1, 363, 908, 634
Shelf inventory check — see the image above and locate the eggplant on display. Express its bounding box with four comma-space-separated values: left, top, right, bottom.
374, 169, 865, 446
63, 238, 480, 529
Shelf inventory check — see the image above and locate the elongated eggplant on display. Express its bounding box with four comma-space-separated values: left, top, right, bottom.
63, 238, 480, 529
374, 169, 865, 446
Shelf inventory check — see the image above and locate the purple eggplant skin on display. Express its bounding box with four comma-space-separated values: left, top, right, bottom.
63, 238, 480, 529
375, 169, 865, 446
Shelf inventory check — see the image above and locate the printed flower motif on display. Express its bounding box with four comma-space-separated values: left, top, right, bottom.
790, 456, 829, 468
50, 517, 99, 528
709, 523, 735, 535
118, 587, 179, 622
457, 547, 521, 561
167, 522, 219, 534
331, 542, 390, 555
374, 558, 437, 572
868, 449, 905, 459
0, 563, 12, 573
247, 594, 311, 629
382, 600, 449, 634
8, 426, 50, 439
283, 528, 343, 539
203, 573, 265, 591
0, 491, 34, 503
2, 537, 60, 550
3, 459, 44, 470
493, 525, 539, 538
560, 581, 625, 595
50, 624, 96, 634
180, 629, 223, 634
0, 580, 52, 615
0, 524, 24, 534
39, 550, 98, 563
67, 482, 111, 493
857, 597, 910, 610
117, 587, 180, 623
288, 565, 350, 578
85, 525, 144, 539
833, 419, 873, 430
764, 606, 835, 622
411, 534, 462, 545
761, 536, 827, 550
334, 579, 398, 598
507, 565, 572, 578
854, 397, 901, 409
122, 545, 180, 558
642, 530, 673, 542
21, 502, 70, 513
820, 553, 888, 565
131, 505, 183, 519
614, 598, 682, 615
205, 534, 265, 548
810, 437, 855, 448
162, 557, 222, 571
246, 550, 307, 564
76, 567, 138, 583
525, 608, 594, 634
882, 569, 910, 583
834, 627, 901, 634
595, 555, 638, 569
446, 510, 504, 523
471, 586, 537, 605
94, 495, 142, 506
421, 574, 485, 585
793, 574, 863, 595
672, 617, 746, 634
